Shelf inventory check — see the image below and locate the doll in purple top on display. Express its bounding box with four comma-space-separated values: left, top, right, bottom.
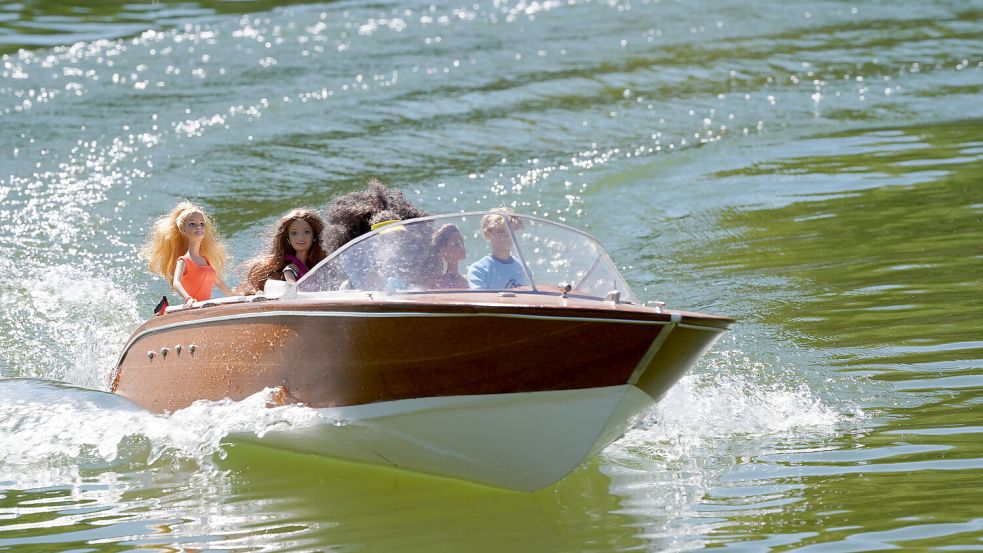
240, 208, 327, 294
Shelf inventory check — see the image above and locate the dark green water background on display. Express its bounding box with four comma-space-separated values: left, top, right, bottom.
1, 0, 980, 550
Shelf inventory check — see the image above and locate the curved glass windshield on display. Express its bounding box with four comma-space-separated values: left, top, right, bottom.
298, 211, 639, 304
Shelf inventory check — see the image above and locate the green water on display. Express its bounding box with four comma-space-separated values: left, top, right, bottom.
1, 0, 981, 550
693, 119, 983, 549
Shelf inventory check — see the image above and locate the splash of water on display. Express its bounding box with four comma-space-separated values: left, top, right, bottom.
0, 265, 141, 387
613, 344, 850, 464
0, 380, 346, 488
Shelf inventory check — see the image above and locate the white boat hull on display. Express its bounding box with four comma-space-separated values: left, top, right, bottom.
233, 384, 655, 491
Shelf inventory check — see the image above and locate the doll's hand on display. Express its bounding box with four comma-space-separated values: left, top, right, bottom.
184, 297, 196, 307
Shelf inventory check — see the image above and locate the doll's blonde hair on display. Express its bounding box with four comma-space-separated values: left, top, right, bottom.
480, 207, 524, 235
140, 200, 228, 284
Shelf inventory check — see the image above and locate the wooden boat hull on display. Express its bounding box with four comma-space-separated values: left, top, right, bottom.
111, 292, 730, 489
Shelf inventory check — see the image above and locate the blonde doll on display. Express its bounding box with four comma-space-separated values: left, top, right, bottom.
141, 200, 234, 306
239, 208, 327, 295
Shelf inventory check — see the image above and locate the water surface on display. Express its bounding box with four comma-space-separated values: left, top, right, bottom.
1, 0, 981, 550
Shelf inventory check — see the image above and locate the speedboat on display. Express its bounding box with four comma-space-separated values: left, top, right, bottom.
111, 211, 732, 491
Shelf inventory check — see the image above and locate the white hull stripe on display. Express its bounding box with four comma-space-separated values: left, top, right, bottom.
628, 322, 677, 385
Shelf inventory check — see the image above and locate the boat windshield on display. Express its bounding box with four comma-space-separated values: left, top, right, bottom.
298, 211, 639, 303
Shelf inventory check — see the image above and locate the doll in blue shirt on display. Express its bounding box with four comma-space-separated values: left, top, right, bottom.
467, 209, 529, 290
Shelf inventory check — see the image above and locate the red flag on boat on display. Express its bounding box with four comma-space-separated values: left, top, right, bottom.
153, 296, 169, 317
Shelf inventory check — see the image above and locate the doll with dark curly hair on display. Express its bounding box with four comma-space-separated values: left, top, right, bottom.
239, 208, 327, 295
320, 179, 430, 255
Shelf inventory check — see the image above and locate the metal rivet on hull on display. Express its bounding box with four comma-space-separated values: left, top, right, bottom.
189, 344, 197, 354
147, 351, 154, 360
160, 347, 169, 357
175, 344, 182, 354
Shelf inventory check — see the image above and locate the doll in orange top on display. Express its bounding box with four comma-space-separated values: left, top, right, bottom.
141, 200, 234, 306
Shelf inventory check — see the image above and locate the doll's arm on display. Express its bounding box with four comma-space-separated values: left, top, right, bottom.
215, 276, 234, 297
283, 264, 299, 283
